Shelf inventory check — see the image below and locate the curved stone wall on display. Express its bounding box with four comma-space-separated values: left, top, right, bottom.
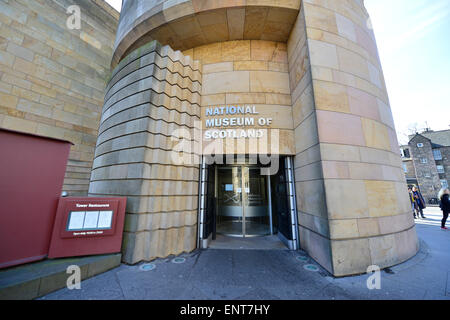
89, 41, 201, 264
112, 0, 301, 67
294, 0, 418, 276
91, 0, 419, 275
184, 40, 295, 155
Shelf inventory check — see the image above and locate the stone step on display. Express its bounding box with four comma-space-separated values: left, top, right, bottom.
0, 254, 121, 300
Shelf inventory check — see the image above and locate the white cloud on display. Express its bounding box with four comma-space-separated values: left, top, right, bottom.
106, 0, 122, 12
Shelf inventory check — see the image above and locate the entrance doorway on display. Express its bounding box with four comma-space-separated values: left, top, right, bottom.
197, 157, 299, 250
216, 166, 271, 237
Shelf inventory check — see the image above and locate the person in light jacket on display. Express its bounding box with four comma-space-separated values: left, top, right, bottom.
439, 188, 450, 230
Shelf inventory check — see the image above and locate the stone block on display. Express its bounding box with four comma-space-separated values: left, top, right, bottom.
86, 254, 122, 278
227, 7, 245, 40
298, 211, 329, 238
335, 13, 357, 42
311, 66, 333, 82
348, 162, 383, 181
347, 86, 380, 121
202, 71, 250, 95
0, 91, 18, 108
265, 93, 291, 105
324, 179, 369, 219
13, 57, 37, 75
0, 50, 15, 67
378, 213, 414, 235
225, 92, 266, 104
337, 46, 370, 81
294, 113, 318, 152
244, 7, 269, 39
295, 179, 327, 219
316, 110, 365, 147
2, 115, 37, 134
221, 40, 251, 61
320, 143, 361, 162
268, 62, 288, 72
303, 3, 338, 34
361, 118, 391, 151
234, 60, 268, 71
331, 238, 371, 277
394, 227, 419, 264
357, 218, 380, 238
313, 80, 349, 113
193, 42, 222, 64
365, 180, 399, 217
250, 71, 290, 94
6, 42, 34, 62
368, 61, 382, 88
308, 39, 338, 69
368, 234, 397, 269
329, 219, 359, 240
321, 160, 350, 179
202, 62, 233, 74
298, 225, 333, 273
294, 144, 321, 168
377, 98, 395, 129
0, 279, 40, 300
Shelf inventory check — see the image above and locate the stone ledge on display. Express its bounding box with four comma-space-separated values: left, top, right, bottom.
0, 254, 121, 300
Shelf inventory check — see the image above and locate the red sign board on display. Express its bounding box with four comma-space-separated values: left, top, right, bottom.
48, 197, 127, 258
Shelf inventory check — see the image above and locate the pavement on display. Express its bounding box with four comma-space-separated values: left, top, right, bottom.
39, 207, 450, 300
0, 254, 121, 300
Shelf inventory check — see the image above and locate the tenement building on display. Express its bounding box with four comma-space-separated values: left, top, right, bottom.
85, 0, 419, 277
401, 129, 450, 203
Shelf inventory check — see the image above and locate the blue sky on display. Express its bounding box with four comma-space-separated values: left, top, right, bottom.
106, 0, 450, 144
365, 0, 450, 143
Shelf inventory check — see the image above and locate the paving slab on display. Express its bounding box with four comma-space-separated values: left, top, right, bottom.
37, 207, 450, 300
0, 254, 121, 300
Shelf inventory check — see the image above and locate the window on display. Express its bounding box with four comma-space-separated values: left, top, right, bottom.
420, 158, 428, 164
417, 143, 424, 148
402, 163, 408, 173
404, 148, 410, 158
433, 149, 443, 160
437, 165, 445, 174
401, 148, 411, 158
442, 180, 449, 189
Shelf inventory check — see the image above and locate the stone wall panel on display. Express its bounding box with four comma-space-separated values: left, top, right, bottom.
89, 41, 201, 264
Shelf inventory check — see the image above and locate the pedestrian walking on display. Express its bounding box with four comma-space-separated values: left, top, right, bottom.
439, 188, 450, 230
412, 186, 426, 219
408, 187, 417, 219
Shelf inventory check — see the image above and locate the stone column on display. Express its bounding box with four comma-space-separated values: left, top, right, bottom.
89, 41, 202, 264
288, 0, 419, 276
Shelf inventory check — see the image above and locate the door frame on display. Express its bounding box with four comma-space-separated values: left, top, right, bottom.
215, 164, 271, 238
197, 156, 299, 249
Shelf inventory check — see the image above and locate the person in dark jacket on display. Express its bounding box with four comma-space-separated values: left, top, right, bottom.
412, 186, 426, 219
408, 187, 417, 219
439, 189, 450, 230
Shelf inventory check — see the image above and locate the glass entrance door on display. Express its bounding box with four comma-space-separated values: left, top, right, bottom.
242, 167, 270, 236
216, 166, 271, 237
217, 167, 243, 236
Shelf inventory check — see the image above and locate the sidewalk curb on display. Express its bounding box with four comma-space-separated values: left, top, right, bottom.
0, 254, 121, 300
